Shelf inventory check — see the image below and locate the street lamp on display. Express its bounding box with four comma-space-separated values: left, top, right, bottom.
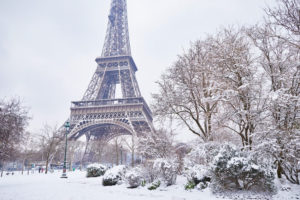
61, 121, 70, 178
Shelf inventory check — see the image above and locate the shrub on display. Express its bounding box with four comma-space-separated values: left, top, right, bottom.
141, 179, 146, 187
148, 180, 161, 190
211, 145, 275, 192
125, 168, 142, 188
152, 158, 177, 186
185, 181, 196, 190
186, 165, 211, 185
86, 163, 107, 178
185, 165, 211, 190
197, 181, 208, 190
102, 165, 126, 186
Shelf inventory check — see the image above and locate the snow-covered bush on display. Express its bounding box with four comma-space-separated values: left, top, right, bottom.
184, 181, 196, 190
186, 165, 211, 185
197, 181, 208, 190
185, 165, 211, 190
102, 165, 126, 186
148, 180, 161, 190
125, 167, 142, 188
152, 158, 177, 186
86, 163, 107, 178
211, 145, 275, 192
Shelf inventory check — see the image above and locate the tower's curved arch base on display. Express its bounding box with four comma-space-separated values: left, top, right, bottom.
68, 120, 135, 143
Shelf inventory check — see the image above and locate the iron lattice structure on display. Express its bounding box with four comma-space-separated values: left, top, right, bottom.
67, 0, 153, 143
102, 0, 131, 57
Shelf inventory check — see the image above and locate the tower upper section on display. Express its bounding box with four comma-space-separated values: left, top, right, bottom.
101, 0, 131, 57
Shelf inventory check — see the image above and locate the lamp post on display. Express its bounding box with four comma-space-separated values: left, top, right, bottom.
61, 121, 70, 178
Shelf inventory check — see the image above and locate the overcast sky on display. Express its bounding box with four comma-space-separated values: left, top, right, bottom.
0, 0, 276, 135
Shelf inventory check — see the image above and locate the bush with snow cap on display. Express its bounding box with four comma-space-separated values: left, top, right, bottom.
185, 165, 211, 190
152, 158, 177, 186
211, 145, 275, 192
102, 165, 127, 186
147, 180, 161, 190
86, 163, 107, 178
125, 167, 142, 188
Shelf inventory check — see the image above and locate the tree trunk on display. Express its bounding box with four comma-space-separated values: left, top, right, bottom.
115, 141, 119, 165
131, 150, 134, 167
0, 161, 3, 177
45, 157, 49, 174
131, 140, 135, 167
277, 160, 283, 178
80, 138, 90, 170
234, 177, 242, 189
21, 158, 25, 175
69, 157, 72, 171
45, 150, 52, 174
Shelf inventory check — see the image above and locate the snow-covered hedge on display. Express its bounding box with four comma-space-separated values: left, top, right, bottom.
152, 158, 177, 186
186, 165, 211, 185
211, 145, 275, 192
185, 165, 211, 190
102, 165, 127, 186
148, 180, 161, 190
86, 163, 107, 178
125, 167, 142, 188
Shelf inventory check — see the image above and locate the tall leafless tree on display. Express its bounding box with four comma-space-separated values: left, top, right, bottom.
0, 98, 29, 176
39, 124, 63, 174
152, 40, 222, 142
247, 0, 300, 184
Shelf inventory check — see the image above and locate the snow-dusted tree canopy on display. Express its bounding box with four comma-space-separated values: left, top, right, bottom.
152, 0, 299, 185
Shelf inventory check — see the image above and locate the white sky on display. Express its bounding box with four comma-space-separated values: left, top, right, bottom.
0, 0, 275, 136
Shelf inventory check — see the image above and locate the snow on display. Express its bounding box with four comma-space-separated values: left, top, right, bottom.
0, 170, 299, 200
0, 170, 219, 200
186, 165, 209, 181
87, 163, 106, 169
103, 165, 126, 180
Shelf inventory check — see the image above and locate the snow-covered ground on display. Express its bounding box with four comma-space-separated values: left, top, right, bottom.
0, 170, 299, 200
0, 170, 222, 200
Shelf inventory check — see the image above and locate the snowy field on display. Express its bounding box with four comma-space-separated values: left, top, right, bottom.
0, 170, 299, 200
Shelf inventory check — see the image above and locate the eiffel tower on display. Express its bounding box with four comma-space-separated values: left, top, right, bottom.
67, 0, 153, 142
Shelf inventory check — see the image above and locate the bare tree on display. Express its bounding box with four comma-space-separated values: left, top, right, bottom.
265, 0, 300, 49
111, 137, 122, 165
246, 0, 300, 184
88, 139, 107, 164
209, 28, 267, 150
19, 131, 37, 175
121, 135, 138, 167
67, 140, 84, 171
39, 124, 63, 174
152, 40, 221, 142
0, 98, 29, 176
79, 138, 90, 170
152, 28, 266, 148
138, 129, 176, 159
